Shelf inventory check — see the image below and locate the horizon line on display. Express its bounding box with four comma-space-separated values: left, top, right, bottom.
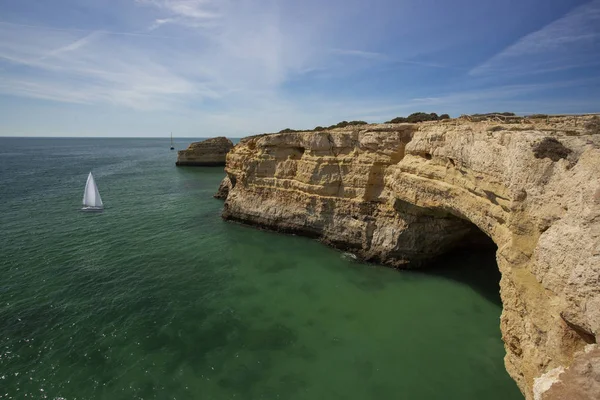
0, 135, 246, 139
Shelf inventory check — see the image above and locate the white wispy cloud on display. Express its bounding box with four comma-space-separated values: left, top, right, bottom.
0, 23, 202, 110
0, 21, 176, 38
148, 18, 175, 30
411, 77, 600, 105
0, 0, 453, 117
0, 0, 340, 111
44, 31, 104, 58
2, 0, 597, 137
330, 48, 387, 60
138, 0, 220, 19
471, 0, 600, 76
330, 48, 458, 71
137, 0, 222, 29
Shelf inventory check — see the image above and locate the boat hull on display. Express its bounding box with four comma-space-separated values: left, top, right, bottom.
81, 207, 104, 213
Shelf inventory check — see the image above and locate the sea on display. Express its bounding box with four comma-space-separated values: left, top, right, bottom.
0, 137, 522, 399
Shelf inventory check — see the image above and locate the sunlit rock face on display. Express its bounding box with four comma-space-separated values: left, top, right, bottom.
534, 344, 600, 400
218, 115, 600, 399
176, 137, 234, 166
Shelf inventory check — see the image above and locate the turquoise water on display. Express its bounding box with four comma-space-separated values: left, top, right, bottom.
0, 138, 521, 399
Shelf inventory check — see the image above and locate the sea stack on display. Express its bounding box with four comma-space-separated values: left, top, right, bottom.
175, 137, 234, 166
216, 114, 600, 400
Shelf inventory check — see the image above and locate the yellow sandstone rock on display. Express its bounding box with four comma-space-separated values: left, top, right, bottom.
176, 136, 234, 166
219, 115, 600, 399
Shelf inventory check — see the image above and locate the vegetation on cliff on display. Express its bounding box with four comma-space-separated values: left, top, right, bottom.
278, 120, 368, 134
533, 137, 573, 161
470, 112, 516, 117
385, 112, 450, 123
277, 113, 599, 135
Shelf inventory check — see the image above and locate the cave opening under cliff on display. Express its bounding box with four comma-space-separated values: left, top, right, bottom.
421, 221, 501, 307
388, 198, 501, 305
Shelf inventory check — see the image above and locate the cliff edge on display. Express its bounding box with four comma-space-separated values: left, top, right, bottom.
176, 136, 234, 166
218, 115, 600, 399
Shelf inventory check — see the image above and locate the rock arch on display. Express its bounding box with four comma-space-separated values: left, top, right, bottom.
220, 116, 600, 399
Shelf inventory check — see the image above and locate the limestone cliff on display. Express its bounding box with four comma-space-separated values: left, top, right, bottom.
214, 175, 232, 199
176, 136, 234, 166
534, 344, 600, 400
218, 115, 600, 399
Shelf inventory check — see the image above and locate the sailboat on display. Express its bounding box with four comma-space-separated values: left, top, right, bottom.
170, 133, 175, 150
81, 172, 104, 212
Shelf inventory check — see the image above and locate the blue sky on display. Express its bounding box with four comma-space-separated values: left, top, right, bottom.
0, 0, 599, 137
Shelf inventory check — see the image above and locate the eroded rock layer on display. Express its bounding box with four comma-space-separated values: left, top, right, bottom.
176, 136, 234, 166
219, 115, 600, 399
534, 344, 600, 400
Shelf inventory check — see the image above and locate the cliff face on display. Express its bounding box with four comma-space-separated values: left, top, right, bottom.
219, 115, 600, 399
176, 136, 234, 166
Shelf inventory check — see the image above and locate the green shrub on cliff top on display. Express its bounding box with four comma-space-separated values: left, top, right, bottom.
471, 112, 515, 117
325, 120, 368, 130
385, 112, 450, 124
278, 120, 368, 134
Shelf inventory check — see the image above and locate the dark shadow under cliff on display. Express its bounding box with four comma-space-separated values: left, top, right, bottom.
414, 233, 501, 307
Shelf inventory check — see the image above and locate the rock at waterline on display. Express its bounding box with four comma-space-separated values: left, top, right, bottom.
214, 176, 232, 199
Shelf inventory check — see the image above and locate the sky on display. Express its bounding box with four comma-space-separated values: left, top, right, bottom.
0, 0, 599, 137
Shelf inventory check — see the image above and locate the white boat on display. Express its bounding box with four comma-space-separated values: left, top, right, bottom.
81, 172, 104, 212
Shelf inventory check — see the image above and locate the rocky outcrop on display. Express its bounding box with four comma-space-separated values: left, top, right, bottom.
534, 344, 600, 400
175, 137, 234, 166
217, 115, 600, 399
214, 175, 232, 199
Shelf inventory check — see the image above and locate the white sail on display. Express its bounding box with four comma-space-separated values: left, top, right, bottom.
82, 172, 103, 208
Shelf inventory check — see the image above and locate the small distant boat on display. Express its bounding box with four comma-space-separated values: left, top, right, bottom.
170, 132, 175, 150
81, 172, 103, 212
